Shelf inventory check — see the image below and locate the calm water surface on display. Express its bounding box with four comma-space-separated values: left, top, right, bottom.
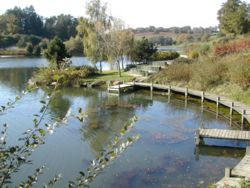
0, 58, 248, 188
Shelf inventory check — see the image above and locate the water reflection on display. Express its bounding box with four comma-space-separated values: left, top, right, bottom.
0, 62, 249, 187
0, 68, 36, 92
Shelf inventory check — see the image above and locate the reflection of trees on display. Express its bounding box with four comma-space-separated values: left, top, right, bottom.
48, 91, 72, 120
0, 68, 37, 92
82, 92, 136, 155
60, 88, 153, 155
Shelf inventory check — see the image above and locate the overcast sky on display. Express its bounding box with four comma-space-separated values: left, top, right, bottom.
1, 0, 248, 28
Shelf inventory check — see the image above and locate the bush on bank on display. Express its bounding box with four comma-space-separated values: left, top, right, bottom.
152, 51, 180, 61
32, 65, 97, 87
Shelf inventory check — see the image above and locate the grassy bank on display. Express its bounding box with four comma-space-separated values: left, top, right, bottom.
0, 49, 28, 56
148, 35, 250, 105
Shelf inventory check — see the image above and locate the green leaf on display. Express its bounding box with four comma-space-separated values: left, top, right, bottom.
15, 96, 21, 100
40, 100, 46, 104
53, 75, 60, 81
39, 129, 46, 136
127, 137, 133, 142
33, 118, 38, 125
78, 107, 82, 113
79, 171, 85, 176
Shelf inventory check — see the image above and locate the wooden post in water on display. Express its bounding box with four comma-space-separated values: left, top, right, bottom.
185, 87, 188, 99
241, 109, 246, 130
195, 129, 201, 145
150, 82, 153, 92
216, 96, 220, 109
230, 102, 234, 116
201, 91, 204, 104
168, 85, 171, 95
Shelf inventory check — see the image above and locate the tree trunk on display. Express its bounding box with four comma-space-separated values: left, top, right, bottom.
121, 56, 124, 70
99, 61, 102, 73
117, 60, 121, 77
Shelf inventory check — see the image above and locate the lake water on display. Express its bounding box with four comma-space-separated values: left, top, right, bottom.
0, 57, 249, 187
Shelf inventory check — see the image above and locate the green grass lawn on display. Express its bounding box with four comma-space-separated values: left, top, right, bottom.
87, 70, 135, 82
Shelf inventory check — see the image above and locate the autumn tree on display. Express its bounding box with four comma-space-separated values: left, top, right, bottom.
218, 0, 250, 35
106, 19, 134, 76
77, 0, 111, 72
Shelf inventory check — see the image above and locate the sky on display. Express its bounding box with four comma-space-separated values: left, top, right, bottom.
0, 0, 248, 28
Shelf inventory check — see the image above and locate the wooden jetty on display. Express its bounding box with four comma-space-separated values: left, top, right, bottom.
195, 128, 250, 145
216, 147, 250, 188
107, 83, 134, 94
124, 81, 250, 124
111, 81, 250, 187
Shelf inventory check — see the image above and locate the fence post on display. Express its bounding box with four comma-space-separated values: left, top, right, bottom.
242, 109, 246, 130
230, 102, 234, 116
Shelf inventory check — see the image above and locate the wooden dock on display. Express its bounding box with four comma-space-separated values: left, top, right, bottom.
196, 128, 250, 145
120, 81, 250, 187
216, 147, 250, 188
107, 83, 134, 94
125, 81, 250, 125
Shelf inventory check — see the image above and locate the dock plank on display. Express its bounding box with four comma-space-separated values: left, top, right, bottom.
199, 128, 250, 141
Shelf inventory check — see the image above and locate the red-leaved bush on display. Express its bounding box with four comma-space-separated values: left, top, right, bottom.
215, 38, 250, 57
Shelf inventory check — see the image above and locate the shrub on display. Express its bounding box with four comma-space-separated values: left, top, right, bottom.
0, 49, 27, 56
173, 57, 192, 64
228, 58, 250, 89
164, 63, 192, 83
188, 51, 199, 59
33, 66, 97, 87
152, 51, 180, 61
16, 35, 42, 48
214, 38, 250, 57
33, 45, 41, 56
192, 60, 228, 90
26, 43, 33, 55
0, 35, 19, 48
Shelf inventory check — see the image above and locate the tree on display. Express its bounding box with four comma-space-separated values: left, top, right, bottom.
44, 37, 70, 69
3, 6, 43, 35
106, 20, 134, 76
218, 0, 250, 35
44, 14, 78, 40
64, 36, 84, 56
33, 45, 41, 56
131, 37, 157, 63
77, 0, 111, 72
26, 43, 33, 56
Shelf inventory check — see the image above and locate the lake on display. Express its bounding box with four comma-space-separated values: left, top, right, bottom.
0, 57, 248, 187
